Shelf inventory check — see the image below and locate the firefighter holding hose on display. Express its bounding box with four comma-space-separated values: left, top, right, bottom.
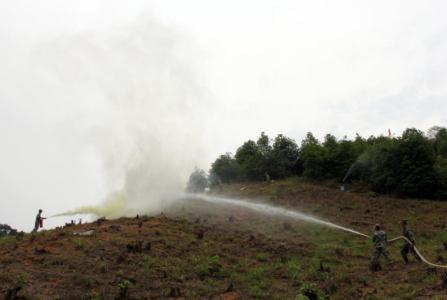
371, 224, 391, 271
32, 209, 46, 232
400, 220, 421, 264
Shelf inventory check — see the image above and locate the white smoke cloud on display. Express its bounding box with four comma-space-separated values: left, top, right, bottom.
30, 18, 213, 218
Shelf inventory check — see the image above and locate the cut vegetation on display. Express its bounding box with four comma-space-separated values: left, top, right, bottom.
2, 178, 447, 299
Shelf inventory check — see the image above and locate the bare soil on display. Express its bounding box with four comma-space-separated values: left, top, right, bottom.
1, 178, 447, 299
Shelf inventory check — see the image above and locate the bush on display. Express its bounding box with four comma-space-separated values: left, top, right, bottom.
0, 224, 18, 237
296, 283, 326, 300
117, 279, 131, 299
186, 168, 208, 193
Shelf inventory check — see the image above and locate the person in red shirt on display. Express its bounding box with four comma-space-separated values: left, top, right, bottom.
32, 209, 46, 232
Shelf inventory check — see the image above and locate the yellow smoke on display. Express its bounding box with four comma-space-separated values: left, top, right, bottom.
53, 191, 128, 219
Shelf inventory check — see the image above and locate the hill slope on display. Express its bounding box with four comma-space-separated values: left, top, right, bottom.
2, 178, 447, 299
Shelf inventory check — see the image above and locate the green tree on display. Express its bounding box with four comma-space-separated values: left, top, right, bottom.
429, 126, 447, 158
300, 133, 327, 180
235, 140, 263, 180
435, 157, 447, 198
366, 136, 400, 194
209, 126, 446, 199
210, 153, 242, 183
428, 126, 447, 198
269, 134, 300, 178
257, 132, 272, 157
395, 129, 439, 197
321, 134, 339, 179
255, 132, 274, 177
186, 168, 208, 193
366, 129, 439, 198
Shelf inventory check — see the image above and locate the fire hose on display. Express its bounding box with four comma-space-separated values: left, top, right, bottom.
178, 193, 447, 269
364, 234, 447, 269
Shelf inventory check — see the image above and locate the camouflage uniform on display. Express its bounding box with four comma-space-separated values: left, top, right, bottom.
372, 229, 390, 263
401, 226, 420, 263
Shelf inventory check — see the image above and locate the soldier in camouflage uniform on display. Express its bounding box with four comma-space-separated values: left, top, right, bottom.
400, 220, 421, 264
371, 224, 390, 271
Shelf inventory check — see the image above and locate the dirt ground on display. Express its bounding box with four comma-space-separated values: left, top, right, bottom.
1, 178, 447, 299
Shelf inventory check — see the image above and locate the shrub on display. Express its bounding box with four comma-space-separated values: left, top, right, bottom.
186, 168, 208, 193
296, 283, 326, 300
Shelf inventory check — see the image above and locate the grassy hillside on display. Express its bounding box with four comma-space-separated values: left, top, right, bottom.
2, 178, 447, 299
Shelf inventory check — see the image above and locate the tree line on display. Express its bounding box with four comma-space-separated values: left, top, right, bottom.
205, 127, 447, 199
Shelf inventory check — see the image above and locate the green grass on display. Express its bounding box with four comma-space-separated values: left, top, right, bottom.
0, 235, 18, 248
287, 257, 303, 281
255, 252, 270, 262
70, 237, 86, 250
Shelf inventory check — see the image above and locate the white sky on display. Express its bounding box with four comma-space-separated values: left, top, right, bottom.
1, 0, 447, 230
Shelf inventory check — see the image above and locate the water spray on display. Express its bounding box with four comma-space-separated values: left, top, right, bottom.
342, 162, 357, 183
183, 193, 447, 269
182, 193, 369, 238
54, 191, 447, 269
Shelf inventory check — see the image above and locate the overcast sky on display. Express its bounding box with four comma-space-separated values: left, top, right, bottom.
1, 1, 447, 230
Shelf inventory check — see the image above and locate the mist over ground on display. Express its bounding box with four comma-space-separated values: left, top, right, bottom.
1, 1, 447, 230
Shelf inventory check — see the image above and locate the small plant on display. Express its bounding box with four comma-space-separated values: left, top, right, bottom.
141, 255, 155, 268
358, 275, 368, 287
366, 191, 378, 197
71, 238, 85, 250
256, 252, 269, 262
116, 270, 124, 278
16, 275, 26, 288
247, 266, 268, 296
5, 275, 26, 300
117, 279, 131, 299
247, 266, 265, 284
90, 293, 101, 300
441, 271, 447, 288
73, 272, 97, 289
296, 283, 326, 300
423, 271, 439, 284
249, 284, 262, 298
208, 255, 221, 269
287, 258, 301, 280
195, 255, 223, 278
81, 275, 95, 289
99, 261, 108, 273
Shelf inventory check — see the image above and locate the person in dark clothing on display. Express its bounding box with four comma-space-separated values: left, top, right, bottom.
400, 220, 421, 264
32, 209, 45, 232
